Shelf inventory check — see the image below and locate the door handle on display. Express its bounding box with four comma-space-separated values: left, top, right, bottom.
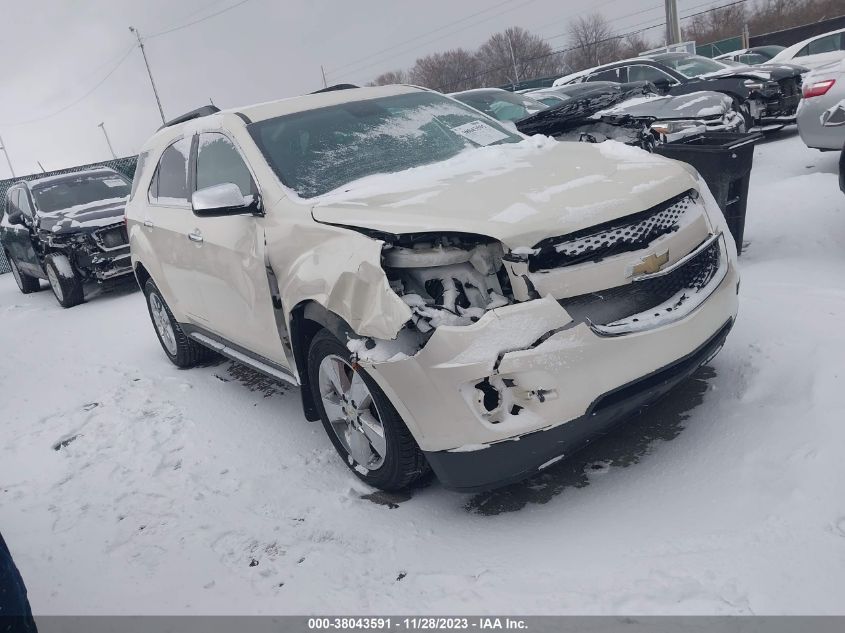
143, 220, 154, 228
187, 230, 203, 243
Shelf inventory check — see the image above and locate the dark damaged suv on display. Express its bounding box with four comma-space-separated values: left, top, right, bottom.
0, 167, 133, 307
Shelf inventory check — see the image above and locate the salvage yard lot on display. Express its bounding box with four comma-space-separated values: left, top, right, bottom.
1, 130, 844, 614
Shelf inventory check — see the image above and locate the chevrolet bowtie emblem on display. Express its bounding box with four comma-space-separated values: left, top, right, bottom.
632, 249, 669, 276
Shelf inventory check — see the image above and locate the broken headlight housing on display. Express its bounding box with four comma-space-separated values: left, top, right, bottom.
650, 119, 706, 142
382, 233, 512, 335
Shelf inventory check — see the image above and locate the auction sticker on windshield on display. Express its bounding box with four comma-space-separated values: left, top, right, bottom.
451, 120, 510, 146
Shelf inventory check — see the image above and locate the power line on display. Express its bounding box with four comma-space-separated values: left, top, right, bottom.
1, 45, 137, 127
145, 0, 254, 39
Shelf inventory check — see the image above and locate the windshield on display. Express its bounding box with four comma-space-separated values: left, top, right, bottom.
32, 172, 130, 214
453, 91, 547, 122
660, 55, 727, 77
248, 91, 523, 199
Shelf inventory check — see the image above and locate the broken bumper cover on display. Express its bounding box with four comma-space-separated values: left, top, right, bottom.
425, 318, 733, 491
361, 235, 739, 491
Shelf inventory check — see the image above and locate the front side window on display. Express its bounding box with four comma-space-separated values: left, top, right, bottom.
32, 172, 130, 214
248, 91, 522, 199
628, 64, 674, 84
196, 133, 254, 197
588, 67, 623, 82
149, 137, 191, 204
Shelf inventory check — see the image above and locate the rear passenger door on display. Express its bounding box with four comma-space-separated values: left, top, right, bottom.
144, 137, 208, 323
189, 132, 286, 366
1, 188, 41, 276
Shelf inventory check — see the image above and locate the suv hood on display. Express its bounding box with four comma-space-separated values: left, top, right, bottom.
37, 197, 127, 235
310, 138, 699, 249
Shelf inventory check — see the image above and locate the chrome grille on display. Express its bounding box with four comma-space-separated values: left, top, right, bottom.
559, 236, 721, 327
529, 193, 695, 272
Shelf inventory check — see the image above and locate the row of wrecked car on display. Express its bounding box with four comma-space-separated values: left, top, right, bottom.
452, 50, 809, 151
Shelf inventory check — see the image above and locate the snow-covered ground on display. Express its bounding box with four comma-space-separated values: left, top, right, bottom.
1, 131, 844, 615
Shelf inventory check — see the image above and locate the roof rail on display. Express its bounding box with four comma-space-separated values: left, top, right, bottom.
157, 105, 221, 131
310, 84, 360, 94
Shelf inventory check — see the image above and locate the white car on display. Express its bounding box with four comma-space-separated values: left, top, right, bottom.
796, 59, 845, 150
770, 27, 845, 70
126, 85, 739, 492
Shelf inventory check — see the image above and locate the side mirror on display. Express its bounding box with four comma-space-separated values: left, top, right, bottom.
191, 183, 260, 217
6, 209, 24, 226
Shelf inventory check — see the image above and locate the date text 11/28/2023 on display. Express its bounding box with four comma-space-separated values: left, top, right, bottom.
307, 617, 528, 630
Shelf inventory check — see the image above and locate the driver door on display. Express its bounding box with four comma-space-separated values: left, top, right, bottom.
1, 188, 42, 277
188, 132, 287, 367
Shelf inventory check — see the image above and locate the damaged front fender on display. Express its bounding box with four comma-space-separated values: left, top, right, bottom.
266, 221, 412, 342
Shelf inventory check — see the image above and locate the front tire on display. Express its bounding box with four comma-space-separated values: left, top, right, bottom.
7, 254, 40, 294
44, 253, 84, 308
307, 329, 428, 491
143, 279, 215, 368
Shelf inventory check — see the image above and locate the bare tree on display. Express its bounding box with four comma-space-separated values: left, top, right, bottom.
408, 48, 482, 92
366, 69, 408, 86
567, 14, 622, 71
619, 32, 652, 59
682, 2, 748, 44
476, 27, 565, 87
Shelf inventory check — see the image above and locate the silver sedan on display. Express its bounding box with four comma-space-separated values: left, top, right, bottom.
797, 60, 845, 150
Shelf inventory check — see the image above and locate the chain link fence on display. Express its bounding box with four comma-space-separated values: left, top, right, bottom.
0, 155, 138, 275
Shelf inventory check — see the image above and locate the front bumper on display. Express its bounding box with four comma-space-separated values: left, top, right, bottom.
425, 318, 733, 491
361, 237, 739, 490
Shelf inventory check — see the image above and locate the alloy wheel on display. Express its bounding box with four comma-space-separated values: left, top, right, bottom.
149, 292, 177, 356
46, 265, 64, 302
317, 354, 387, 470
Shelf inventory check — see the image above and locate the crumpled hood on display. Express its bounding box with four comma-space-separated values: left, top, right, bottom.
702, 62, 803, 82
38, 198, 127, 235
600, 91, 731, 121
310, 138, 699, 249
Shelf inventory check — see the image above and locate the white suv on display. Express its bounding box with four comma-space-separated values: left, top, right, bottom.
126, 85, 739, 492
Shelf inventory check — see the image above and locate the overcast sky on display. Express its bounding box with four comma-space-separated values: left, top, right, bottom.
0, 0, 712, 177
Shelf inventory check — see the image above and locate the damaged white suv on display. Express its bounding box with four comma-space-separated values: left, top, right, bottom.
126, 85, 739, 491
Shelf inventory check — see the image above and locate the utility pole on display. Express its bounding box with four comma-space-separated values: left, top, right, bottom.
506, 32, 520, 89
665, 0, 682, 46
98, 122, 117, 159
320, 65, 328, 89
0, 134, 15, 178
742, 23, 750, 49
129, 26, 166, 125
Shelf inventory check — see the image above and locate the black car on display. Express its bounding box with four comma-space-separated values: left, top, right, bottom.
562, 53, 803, 130
0, 167, 133, 307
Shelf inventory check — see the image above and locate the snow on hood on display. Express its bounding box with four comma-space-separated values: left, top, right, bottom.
598, 91, 730, 121
38, 197, 127, 235
310, 138, 698, 249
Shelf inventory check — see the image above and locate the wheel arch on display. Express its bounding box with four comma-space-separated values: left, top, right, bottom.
289, 300, 357, 422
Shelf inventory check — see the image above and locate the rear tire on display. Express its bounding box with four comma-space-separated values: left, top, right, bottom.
143, 279, 216, 368
44, 253, 84, 308
7, 254, 40, 294
307, 329, 429, 491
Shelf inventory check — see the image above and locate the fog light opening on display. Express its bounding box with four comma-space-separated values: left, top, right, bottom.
474, 378, 502, 417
